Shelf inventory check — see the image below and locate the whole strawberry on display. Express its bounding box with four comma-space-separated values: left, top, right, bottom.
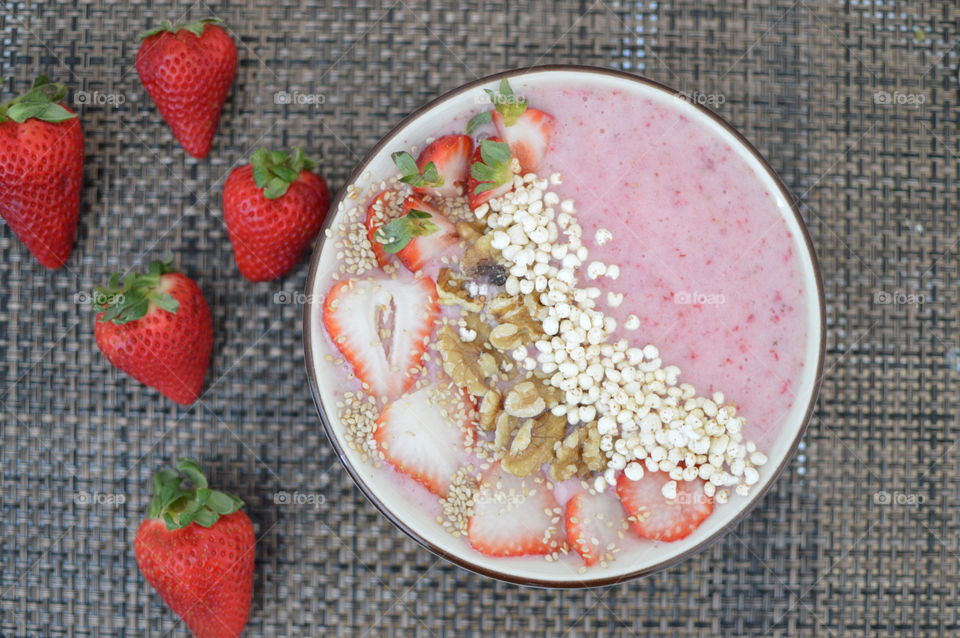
223, 147, 330, 281
0, 76, 84, 269
136, 18, 237, 158
94, 260, 213, 404
135, 458, 254, 638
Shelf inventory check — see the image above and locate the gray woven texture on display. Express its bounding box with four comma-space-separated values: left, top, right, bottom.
0, 0, 956, 636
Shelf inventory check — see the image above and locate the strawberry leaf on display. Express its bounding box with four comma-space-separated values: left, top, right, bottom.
249, 146, 316, 200
470, 139, 514, 195
375, 209, 439, 254
138, 17, 223, 41
466, 110, 492, 134
391, 150, 444, 189
0, 75, 76, 124
95, 259, 180, 325
147, 458, 244, 530
485, 78, 527, 126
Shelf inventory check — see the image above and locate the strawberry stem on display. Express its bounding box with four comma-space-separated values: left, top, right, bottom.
138, 17, 224, 41
94, 259, 181, 325
470, 139, 514, 194
147, 458, 244, 530
250, 146, 316, 199
485, 79, 528, 126
0, 75, 76, 124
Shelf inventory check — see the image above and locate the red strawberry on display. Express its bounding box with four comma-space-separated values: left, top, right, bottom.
565, 490, 628, 566
0, 76, 84, 269
136, 18, 237, 158
322, 276, 438, 400
94, 260, 213, 405
616, 471, 714, 542
223, 147, 330, 281
492, 108, 555, 174
412, 135, 473, 197
467, 464, 563, 558
374, 383, 475, 496
479, 78, 555, 174
393, 196, 458, 272
466, 137, 513, 210
364, 190, 402, 268
135, 458, 254, 638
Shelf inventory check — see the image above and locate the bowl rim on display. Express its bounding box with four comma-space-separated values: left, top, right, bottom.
302, 64, 826, 589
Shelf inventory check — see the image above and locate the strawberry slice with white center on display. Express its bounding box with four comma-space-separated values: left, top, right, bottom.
374, 384, 476, 496
467, 464, 563, 558
616, 471, 714, 542
414, 135, 473, 198
492, 108, 555, 174
395, 196, 458, 273
322, 276, 439, 400
365, 190, 402, 267
466, 137, 514, 211
565, 490, 629, 567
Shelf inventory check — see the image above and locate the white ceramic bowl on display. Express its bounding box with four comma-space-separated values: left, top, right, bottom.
303, 66, 825, 587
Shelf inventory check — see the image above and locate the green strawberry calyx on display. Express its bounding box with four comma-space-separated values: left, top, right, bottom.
0, 75, 76, 124
374, 210, 439, 254
467, 79, 527, 133
391, 151, 443, 189
139, 17, 224, 41
147, 458, 244, 530
94, 259, 181, 326
470, 139, 514, 195
250, 147, 316, 199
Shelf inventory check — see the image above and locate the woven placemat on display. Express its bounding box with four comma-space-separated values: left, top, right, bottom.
2, 0, 958, 636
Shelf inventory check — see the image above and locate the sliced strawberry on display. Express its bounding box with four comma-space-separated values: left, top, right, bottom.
415, 135, 473, 198
466, 137, 513, 210
616, 471, 714, 542
365, 190, 402, 267
374, 384, 475, 496
493, 108, 555, 174
322, 276, 439, 400
565, 490, 629, 566
395, 196, 458, 273
467, 464, 563, 558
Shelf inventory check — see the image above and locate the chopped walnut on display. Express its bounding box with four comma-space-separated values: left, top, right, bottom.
504, 381, 547, 418
502, 412, 566, 477
478, 389, 501, 431
489, 322, 523, 351
489, 293, 544, 338
436, 325, 489, 395
437, 268, 483, 312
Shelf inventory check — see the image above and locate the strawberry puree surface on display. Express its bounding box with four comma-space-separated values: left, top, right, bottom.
521, 85, 808, 446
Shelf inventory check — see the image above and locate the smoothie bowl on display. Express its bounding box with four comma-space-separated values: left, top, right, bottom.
303, 67, 824, 587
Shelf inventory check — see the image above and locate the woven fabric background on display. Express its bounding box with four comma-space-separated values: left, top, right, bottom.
1, 0, 957, 636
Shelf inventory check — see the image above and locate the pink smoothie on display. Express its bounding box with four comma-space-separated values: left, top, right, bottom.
521, 86, 808, 448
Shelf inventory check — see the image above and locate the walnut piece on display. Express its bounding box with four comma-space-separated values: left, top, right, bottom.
489, 323, 522, 351
437, 268, 482, 312
504, 381, 547, 418
502, 412, 567, 477
478, 389, 501, 431
436, 325, 489, 395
